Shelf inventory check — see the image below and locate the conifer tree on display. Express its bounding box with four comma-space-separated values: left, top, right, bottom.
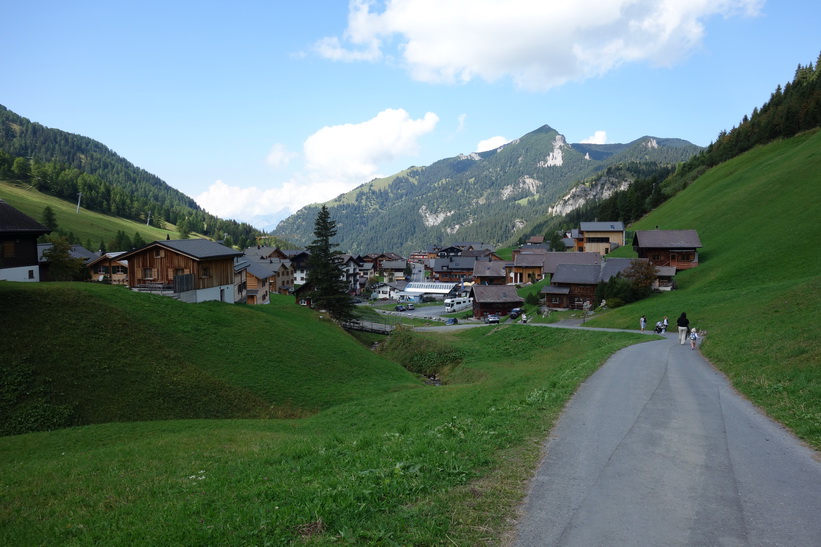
306, 206, 355, 321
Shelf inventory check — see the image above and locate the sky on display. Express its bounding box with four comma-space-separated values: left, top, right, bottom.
2, 1, 819, 231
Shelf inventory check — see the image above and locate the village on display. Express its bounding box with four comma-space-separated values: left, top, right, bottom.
2, 200, 702, 322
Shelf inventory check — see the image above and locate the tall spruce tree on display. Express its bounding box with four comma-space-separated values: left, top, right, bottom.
306, 206, 355, 321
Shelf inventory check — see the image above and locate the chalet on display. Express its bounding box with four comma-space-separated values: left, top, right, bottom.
431, 256, 476, 283
244, 261, 274, 304
435, 246, 463, 258
339, 254, 364, 292
633, 230, 702, 271
233, 259, 249, 304
461, 248, 502, 260
371, 280, 407, 300
469, 285, 524, 319
541, 258, 650, 309
118, 239, 242, 303
251, 257, 294, 295
473, 259, 509, 285
86, 251, 129, 284
270, 249, 311, 285
0, 199, 51, 282
526, 234, 545, 245
572, 221, 625, 255
380, 259, 409, 282
509, 253, 546, 284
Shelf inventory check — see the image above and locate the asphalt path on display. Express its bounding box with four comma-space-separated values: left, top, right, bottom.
512, 330, 821, 546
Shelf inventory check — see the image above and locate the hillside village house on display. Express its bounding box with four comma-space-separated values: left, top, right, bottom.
570, 221, 626, 255
0, 199, 50, 282
473, 258, 508, 285
542, 258, 651, 309
633, 229, 702, 271
244, 261, 274, 304
118, 239, 242, 303
469, 284, 524, 319
86, 251, 129, 284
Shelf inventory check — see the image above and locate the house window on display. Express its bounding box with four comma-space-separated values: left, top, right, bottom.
113, 266, 126, 275
154, 249, 164, 258
652, 254, 662, 261
2, 240, 14, 258
28, 269, 35, 279
143, 268, 154, 279
200, 266, 211, 278
551, 297, 559, 304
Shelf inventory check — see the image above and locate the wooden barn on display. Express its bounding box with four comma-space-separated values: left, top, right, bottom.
118, 239, 242, 303
469, 285, 524, 319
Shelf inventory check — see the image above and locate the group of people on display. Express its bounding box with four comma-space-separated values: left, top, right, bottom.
641, 312, 699, 349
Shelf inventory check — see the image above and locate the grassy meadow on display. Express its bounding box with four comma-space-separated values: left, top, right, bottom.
0, 180, 177, 246
1, 130, 819, 544
0, 282, 645, 544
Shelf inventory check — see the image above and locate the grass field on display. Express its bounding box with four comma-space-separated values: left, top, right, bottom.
1, 130, 819, 543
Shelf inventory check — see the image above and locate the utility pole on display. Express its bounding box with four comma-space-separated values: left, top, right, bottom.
76, 192, 82, 213
146, 210, 151, 226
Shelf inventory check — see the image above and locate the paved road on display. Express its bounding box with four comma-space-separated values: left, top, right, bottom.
513, 332, 821, 546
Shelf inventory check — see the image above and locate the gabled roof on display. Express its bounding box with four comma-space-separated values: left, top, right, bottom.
38, 243, 97, 263
473, 260, 508, 277
600, 257, 646, 281
0, 200, 51, 235
470, 285, 524, 304
543, 252, 601, 274
514, 253, 547, 268
550, 264, 602, 285
246, 261, 276, 280
85, 251, 127, 267
381, 259, 408, 270
432, 256, 477, 271
580, 221, 625, 232
527, 235, 545, 244
633, 230, 702, 249
119, 239, 242, 262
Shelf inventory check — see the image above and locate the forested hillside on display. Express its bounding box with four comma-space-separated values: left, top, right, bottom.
0, 105, 263, 248
274, 126, 700, 254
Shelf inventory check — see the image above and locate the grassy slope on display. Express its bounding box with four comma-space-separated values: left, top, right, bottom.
0, 180, 177, 245
587, 129, 821, 443
1, 283, 421, 428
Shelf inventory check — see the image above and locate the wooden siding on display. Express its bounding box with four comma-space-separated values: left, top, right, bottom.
126, 248, 235, 289
0, 235, 39, 269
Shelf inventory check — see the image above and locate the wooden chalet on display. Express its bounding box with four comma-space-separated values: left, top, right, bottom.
469, 285, 524, 319
244, 261, 274, 304
472, 258, 509, 285
118, 239, 242, 303
572, 221, 626, 255
542, 258, 648, 310
0, 199, 51, 282
86, 251, 129, 285
509, 253, 546, 284
431, 256, 476, 282
632, 230, 702, 271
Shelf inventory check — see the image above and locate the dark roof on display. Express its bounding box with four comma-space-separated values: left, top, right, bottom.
0, 200, 51, 235
541, 285, 570, 295
38, 243, 97, 263
119, 239, 242, 262
470, 285, 524, 304
473, 260, 508, 277
600, 257, 646, 281
580, 221, 624, 232
246, 262, 275, 280
633, 230, 702, 249
432, 256, 477, 271
543, 252, 601, 274
514, 253, 547, 268
551, 264, 602, 285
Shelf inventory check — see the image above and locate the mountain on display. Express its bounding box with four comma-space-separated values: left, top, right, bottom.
273, 125, 701, 254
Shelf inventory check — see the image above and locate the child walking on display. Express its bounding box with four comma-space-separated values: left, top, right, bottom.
689, 328, 699, 350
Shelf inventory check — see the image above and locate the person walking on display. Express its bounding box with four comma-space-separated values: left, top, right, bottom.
662, 316, 669, 333
689, 327, 700, 350
640, 315, 647, 333
677, 312, 690, 344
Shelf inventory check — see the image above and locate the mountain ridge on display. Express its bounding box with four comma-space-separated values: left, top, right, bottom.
273, 125, 701, 253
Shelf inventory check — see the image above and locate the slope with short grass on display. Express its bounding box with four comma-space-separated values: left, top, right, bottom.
1, 282, 422, 433
0, 180, 176, 247
587, 129, 821, 445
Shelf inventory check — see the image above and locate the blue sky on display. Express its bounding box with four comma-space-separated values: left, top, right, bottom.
2, 1, 818, 230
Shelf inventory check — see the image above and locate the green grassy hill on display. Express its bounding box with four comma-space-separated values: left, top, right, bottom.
0, 180, 177, 247
1, 283, 422, 434
587, 129, 821, 441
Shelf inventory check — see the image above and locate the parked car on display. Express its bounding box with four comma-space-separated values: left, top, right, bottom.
445, 317, 458, 325
394, 305, 406, 312
350, 297, 362, 304
406, 303, 415, 310
484, 314, 500, 324
509, 308, 524, 319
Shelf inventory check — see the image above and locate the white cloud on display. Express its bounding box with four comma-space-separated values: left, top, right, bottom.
581, 131, 608, 144
303, 108, 439, 181
265, 143, 297, 168
196, 108, 439, 228
476, 136, 509, 152
317, 0, 763, 90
